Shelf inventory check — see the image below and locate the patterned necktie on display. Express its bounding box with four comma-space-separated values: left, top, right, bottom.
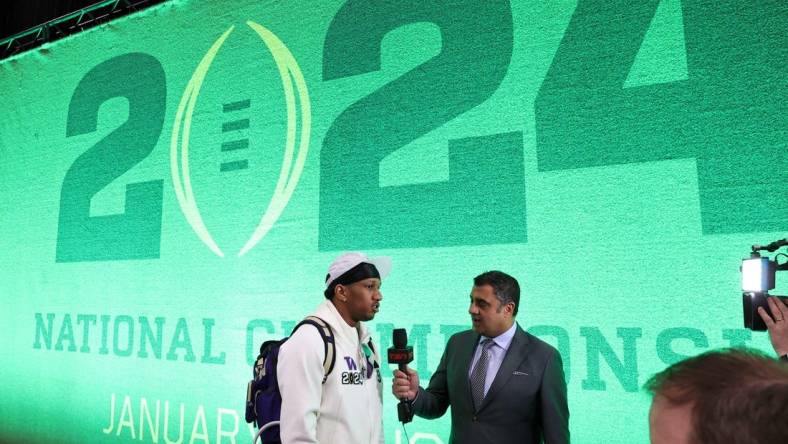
470, 338, 494, 409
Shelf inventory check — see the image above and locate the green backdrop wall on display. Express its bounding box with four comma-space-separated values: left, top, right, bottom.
1, 0, 786, 442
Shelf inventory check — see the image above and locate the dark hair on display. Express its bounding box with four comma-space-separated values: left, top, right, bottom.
645, 347, 788, 444
473, 271, 520, 316
324, 262, 380, 299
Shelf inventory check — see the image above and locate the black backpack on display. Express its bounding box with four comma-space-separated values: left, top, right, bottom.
245, 316, 336, 444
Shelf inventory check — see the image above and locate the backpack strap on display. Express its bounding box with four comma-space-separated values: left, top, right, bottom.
293, 316, 336, 383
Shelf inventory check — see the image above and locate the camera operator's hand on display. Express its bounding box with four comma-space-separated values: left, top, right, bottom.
757, 296, 788, 357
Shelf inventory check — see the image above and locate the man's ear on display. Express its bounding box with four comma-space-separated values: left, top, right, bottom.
335, 284, 348, 302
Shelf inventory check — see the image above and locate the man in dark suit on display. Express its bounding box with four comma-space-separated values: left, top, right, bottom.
392, 271, 569, 444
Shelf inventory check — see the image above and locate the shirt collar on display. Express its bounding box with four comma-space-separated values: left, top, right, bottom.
479, 322, 517, 351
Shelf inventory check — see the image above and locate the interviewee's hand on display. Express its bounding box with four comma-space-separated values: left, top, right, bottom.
758, 296, 788, 357
392, 367, 419, 401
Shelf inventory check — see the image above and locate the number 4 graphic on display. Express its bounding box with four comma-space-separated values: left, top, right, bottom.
535, 0, 787, 234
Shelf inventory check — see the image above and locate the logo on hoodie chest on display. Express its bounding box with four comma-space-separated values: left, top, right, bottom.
341, 356, 375, 385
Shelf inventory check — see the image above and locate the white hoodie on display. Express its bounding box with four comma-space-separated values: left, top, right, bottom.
278, 299, 384, 444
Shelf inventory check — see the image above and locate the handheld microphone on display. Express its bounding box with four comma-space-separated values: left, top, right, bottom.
388, 328, 414, 424
753, 239, 788, 253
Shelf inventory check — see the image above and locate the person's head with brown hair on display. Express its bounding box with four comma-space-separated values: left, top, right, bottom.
645, 348, 788, 444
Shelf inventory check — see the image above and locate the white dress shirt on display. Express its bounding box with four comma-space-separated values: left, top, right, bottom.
468, 322, 518, 396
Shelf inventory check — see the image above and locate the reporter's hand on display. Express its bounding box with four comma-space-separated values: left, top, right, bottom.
392, 366, 419, 401
757, 296, 788, 356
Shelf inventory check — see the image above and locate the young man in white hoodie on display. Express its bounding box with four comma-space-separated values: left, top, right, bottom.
277, 252, 390, 444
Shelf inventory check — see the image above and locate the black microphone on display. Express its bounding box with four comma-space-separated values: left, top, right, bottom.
753, 239, 788, 252
764, 239, 788, 252
388, 328, 414, 424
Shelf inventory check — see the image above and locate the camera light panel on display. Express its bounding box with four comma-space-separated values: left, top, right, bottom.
741, 257, 774, 292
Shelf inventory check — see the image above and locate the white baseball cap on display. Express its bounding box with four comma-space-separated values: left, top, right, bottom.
325, 252, 392, 289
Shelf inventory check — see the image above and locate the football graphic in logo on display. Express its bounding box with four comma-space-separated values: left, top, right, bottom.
170, 21, 310, 257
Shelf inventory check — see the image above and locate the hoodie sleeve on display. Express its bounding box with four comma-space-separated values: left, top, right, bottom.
375, 346, 385, 444
277, 324, 325, 444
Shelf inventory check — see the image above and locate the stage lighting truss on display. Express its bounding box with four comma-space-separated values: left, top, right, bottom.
0, 0, 168, 61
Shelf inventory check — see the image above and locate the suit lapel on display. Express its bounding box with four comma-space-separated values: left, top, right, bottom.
460, 332, 481, 407
477, 325, 529, 412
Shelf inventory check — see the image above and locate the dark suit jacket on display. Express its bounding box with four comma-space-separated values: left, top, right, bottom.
412, 325, 569, 444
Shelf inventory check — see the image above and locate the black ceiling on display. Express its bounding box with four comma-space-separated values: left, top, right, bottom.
1, 0, 99, 40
